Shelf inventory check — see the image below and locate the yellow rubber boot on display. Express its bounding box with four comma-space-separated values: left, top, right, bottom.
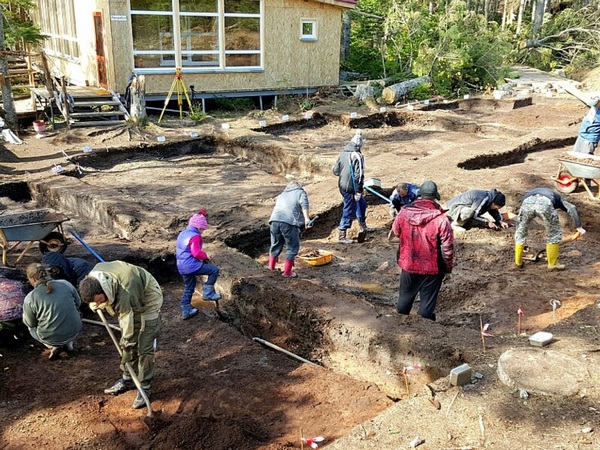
515, 243, 524, 268
546, 243, 565, 271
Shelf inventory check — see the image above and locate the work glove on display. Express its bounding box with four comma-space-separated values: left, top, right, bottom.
121, 348, 134, 365
354, 193, 362, 202
89, 301, 100, 313
577, 227, 586, 236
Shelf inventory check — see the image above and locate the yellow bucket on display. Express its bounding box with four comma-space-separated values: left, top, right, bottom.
298, 250, 333, 266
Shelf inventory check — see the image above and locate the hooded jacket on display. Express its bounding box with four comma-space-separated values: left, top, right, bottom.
392, 199, 455, 275
88, 261, 162, 349
332, 140, 365, 193
269, 181, 310, 227
578, 106, 600, 143
445, 189, 503, 226
42, 252, 94, 286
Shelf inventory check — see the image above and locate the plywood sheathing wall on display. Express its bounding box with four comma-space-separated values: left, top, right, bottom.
107, 0, 344, 96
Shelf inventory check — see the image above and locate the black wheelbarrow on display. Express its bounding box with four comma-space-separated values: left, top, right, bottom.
0, 209, 69, 266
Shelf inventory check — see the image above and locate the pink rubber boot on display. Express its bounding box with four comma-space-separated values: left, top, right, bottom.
282, 259, 297, 278
268, 256, 278, 270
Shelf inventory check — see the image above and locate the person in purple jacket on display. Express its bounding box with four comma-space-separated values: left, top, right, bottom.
175, 209, 221, 320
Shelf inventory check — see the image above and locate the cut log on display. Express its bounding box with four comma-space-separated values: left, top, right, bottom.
381, 76, 431, 104
354, 84, 375, 103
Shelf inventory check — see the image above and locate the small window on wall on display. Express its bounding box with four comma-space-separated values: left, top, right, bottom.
301, 19, 317, 41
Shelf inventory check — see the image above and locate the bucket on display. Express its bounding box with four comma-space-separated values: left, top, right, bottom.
32, 120, 46, 134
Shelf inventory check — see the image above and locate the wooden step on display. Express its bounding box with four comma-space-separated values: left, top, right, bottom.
69, 111, 126, 118
69, 120, 127, 128
74, 100, 122, 107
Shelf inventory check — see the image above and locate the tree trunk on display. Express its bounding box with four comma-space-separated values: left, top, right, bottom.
532, 0, 544, 35
0, 17, 18, 132
516, 0, 526, 35
130, 75, 147, 123
381, 76, 431, 104
340, 10, 351, 63
501, 0, 508, 30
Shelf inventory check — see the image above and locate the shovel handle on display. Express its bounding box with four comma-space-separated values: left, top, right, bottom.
364, 185, 392, 204
96, 310, 155, 417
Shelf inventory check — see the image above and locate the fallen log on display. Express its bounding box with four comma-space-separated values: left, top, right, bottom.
381, 76, 431, 104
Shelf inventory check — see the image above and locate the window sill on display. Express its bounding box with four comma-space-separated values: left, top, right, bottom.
300, 37, 317, 42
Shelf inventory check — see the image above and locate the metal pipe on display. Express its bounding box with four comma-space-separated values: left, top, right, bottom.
364, 185, 392, 204
252, 337, 320, 367
83, 317, 120, 331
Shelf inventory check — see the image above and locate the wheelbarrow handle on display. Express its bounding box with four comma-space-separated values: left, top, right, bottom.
364, 185, 392, 204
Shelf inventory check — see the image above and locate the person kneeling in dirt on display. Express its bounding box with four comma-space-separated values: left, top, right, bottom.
268, 181, 312, 278
514, 187, 585, 271
445, 188, 509, 231
573, 95, 600, 155
42, 251, 94, 288
175, 209, 221, 320
79, 261, 163, 409
392, 181, 454, 321
22, 264, 82, 360
332, 129, 374, 244
389, 182, 419, 217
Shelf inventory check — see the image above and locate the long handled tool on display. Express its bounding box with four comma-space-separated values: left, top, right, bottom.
349, 157, 366, 243
364, 185, 392, 204
96, 309, 166, 431
524, 231, 583, 262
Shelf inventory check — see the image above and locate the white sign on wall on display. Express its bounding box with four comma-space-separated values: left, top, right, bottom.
111, 15, 127, 22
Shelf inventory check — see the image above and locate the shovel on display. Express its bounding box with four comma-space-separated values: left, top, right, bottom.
96, 309, 168, 432
523, 231, 583, 262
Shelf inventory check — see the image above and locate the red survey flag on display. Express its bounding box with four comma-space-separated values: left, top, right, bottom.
402, 364, 422, 375
301, 436, 325, 449
481, 323, 494, 337
517, 307, 524, 316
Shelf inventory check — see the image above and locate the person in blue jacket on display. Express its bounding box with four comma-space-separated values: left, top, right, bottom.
42, 252, 94, 287
573, 96, 600, 154
389, 182, 419, 216
175, 210, 221, 320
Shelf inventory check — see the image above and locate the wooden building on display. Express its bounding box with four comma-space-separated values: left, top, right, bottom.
32, 0, 356, 100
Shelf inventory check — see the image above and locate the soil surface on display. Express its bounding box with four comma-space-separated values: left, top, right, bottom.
2, 70, 600, 450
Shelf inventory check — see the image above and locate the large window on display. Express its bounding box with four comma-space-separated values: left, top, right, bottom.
131, 0, 262, 72
34, 0, 80, 61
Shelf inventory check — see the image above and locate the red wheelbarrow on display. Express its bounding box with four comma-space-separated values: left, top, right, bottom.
553, 153, 600, 200
0, 209, 69, 266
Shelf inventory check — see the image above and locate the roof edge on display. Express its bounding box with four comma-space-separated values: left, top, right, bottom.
312, 0, 356, 9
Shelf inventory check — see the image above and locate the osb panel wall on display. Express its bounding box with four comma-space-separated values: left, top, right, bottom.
42, 0, 97, 87
121, 0, 345, 95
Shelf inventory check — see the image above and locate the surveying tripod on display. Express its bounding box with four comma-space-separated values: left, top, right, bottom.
158, 67, 194, 123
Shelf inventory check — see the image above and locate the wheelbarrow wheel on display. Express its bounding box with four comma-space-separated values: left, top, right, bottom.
555, 171, 578, 194
39, 232, 67, 254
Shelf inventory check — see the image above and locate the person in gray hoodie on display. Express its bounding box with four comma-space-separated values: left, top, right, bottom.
268, 181, 311, 278
332, 129, 372, 243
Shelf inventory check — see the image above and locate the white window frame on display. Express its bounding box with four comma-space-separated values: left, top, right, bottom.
34, 0, 80, 62
300, 19, 317, 42
131, 0, 263, 74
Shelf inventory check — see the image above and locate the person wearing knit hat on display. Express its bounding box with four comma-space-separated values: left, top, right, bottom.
444, 188, 509, 231
573, 95, 600, 155
175, 210, 221, 319
332, 129, 373, 244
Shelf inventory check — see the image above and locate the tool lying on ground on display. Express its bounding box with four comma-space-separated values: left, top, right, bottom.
96, 309, 167, 431
522, 230, 584, 262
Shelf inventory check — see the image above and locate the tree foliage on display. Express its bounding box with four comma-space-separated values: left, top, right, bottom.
345, 0, 600, 97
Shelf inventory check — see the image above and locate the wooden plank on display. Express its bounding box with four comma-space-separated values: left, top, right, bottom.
74, 100, 121, 106
69, 111, 125, 118
70, 120, 126, 128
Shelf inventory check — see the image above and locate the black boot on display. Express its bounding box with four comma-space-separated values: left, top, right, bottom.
338, 229, 353, 244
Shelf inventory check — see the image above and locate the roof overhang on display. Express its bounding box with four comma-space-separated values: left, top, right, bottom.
312, 0, 356, 9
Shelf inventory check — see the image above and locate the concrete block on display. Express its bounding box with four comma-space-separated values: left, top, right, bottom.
529, 331, 553, 347
450, 363, 472, 386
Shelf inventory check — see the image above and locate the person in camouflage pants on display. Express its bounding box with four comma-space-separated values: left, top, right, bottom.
515, 188, 585, 270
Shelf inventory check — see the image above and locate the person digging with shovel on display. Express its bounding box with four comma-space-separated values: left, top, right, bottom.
79, 261, 163, 409
332, 129, 373, 244
268, 181, 312, 278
